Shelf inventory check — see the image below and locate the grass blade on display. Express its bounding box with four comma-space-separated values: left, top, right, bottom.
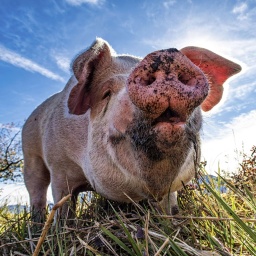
201, 177, 256, 243
109, 203, 143, 256
167, 238, 189, 256
101, 226, 134, 255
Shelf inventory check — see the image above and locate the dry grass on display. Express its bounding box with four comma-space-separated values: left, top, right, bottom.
0, 146, 255, 256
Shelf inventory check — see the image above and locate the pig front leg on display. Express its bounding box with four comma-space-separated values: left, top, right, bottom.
159, 192, 179, 215
50, 171, 93, 222
151, 192, 178, 215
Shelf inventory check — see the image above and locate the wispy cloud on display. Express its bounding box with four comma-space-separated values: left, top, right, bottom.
233, 2, 248, 14
202, 109, 256, 173
53, 55, 71, 73
232, 1, 256, 24
232, 2, 248, 20
230, 81, 256, 100
0, 45, 64, 82
65, 0, 104, 6
163, 0, 176, 9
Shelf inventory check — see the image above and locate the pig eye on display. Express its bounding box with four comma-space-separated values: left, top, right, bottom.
102, 90, 112, 100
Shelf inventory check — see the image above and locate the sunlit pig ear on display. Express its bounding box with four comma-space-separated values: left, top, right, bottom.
68, 38, 114, 115
180, 46, 242, 112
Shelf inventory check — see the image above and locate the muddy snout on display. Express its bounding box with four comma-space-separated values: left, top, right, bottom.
127, 48, 209, 122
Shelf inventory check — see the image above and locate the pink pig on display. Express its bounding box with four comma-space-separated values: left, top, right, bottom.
22, 38, 241, 221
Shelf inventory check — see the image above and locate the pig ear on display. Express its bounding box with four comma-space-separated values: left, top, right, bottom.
68, 38, 113, 115
180, 47, 242, 112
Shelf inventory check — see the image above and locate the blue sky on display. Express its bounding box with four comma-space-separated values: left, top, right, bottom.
0, 0, 256, 174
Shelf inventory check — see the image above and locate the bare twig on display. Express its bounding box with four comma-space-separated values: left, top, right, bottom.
144, 211, 150, 256
154, 237, 169, 256
156, 215, 256, 222
0, 128, 23, 179
0, 238, 38, 249
0, 159, 23, 172
77, 236, 101, 254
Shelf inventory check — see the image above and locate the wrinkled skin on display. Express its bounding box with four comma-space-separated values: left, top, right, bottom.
22, 38, 241, 221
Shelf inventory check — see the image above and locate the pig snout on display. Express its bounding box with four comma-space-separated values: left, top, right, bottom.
127, 48, 209, 123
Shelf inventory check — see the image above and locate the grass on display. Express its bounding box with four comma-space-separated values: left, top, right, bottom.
0, 146, 255, 256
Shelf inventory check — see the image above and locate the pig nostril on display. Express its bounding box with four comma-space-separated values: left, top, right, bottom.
178, 73, 189, 84
178, 73, 195, 86
145, 75, 156, 86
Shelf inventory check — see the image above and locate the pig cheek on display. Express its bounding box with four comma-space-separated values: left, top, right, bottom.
111, 93, 136, 134
90, 97, 109, 119
112, 115, 132, 135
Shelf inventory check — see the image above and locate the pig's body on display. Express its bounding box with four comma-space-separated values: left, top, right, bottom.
22, 38, 241, 220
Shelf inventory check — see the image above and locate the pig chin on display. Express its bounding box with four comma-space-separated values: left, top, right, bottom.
127, 114, 192, 161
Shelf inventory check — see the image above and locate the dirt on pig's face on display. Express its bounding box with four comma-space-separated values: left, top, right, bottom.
112, 49, 206, 162
126, 107, 202, 162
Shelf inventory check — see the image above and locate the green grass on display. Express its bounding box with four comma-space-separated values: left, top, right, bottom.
0, 147, 255, 256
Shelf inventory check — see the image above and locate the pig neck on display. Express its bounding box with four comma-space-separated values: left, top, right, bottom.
134, 139, 196, 201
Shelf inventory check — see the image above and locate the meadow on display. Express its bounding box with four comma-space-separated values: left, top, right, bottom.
0, 146, 255, 256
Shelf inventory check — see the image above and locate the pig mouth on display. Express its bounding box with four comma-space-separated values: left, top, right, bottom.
152, 108, 186, 127
127, 107, 189, 161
